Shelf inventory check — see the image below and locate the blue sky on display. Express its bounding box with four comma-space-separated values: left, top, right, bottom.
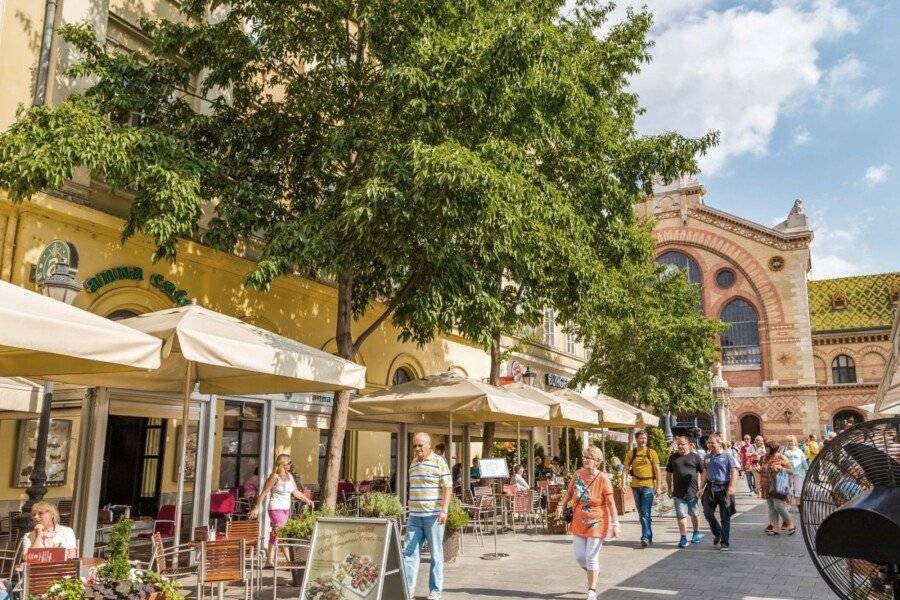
598, 0, 899, 280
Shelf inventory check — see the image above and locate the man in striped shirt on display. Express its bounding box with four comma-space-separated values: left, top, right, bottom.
403, 432, 452, 600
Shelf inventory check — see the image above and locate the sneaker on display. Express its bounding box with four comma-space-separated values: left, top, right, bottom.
587, 590, 597, 600
691, 531, 702, 544
720, 542, 730, 551
427, 593, 442, 600
678, 535, 688, 548
713, 536, 720, 547
640, 538, 649, 548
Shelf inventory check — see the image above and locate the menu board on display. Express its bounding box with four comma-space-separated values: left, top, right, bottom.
300, 517, 407, 600
477, 457, 510, 479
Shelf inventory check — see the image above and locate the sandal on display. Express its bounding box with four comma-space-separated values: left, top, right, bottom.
766, 530, 779, 536
785, 527, 797, 535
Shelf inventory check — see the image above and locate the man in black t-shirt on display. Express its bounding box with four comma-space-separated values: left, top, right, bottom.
666, 436, 704, 548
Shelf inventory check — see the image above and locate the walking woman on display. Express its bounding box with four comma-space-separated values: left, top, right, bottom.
758, 441, 795, 535
782, 435, 808, 512
556, 446, 620, 600
249, 453, 314, 567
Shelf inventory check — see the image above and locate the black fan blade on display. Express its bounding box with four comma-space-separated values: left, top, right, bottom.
843, 442, 900, 487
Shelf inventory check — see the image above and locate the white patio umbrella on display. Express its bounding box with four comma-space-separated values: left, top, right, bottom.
593, 394, 659, 427
859, 403, 900, 416
54, 302, 367, 544
551, 388, 638, 428
0, 280, 162, 376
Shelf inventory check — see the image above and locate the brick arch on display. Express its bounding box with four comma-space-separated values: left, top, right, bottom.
823, 346, 857, 363
856, 345, 888, 361
655, 228, 786, 326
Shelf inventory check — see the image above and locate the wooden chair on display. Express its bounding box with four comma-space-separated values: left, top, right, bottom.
271, 537, 310, 599
225, 518, 262, 591
149, 532, 200, 598
199, 539, 248, 600
23, 559, 80, 597
510, 490, 534, 533
56, 499, 74, 527
0, 547, 19, 580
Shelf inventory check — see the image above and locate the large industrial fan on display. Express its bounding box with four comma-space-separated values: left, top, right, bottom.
800, 417, 900, 600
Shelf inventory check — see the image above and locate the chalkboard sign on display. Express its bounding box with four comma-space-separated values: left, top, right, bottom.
299, 517, 407, 600
477, 457, 509, 479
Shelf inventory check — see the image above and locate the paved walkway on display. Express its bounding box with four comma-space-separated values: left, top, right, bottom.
241, 480, 836, 600
413, 485, 837, 600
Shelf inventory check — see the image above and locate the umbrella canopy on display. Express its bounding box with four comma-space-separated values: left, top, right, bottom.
875, 301, 900, 413
591, 393, 660, 427
0, 377, 43, 413
502, 382, 598, 428
552, 388, 638, 428
55, 303, 366, 393
0, 280, 162, 376
860, 403, 900, 416
351, 372, 550, 423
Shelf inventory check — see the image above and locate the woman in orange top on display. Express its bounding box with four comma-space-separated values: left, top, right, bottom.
556, 445, 620, 600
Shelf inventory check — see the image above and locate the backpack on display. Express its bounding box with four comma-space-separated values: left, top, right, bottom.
628, 447, 658, 482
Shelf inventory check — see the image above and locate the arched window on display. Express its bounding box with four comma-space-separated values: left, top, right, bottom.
657, 250, 704, 310
106, 309, 139, 321
392, 367, 414, 386
832, 409, 863, 432
831, 354, 857, 384
720, 299, 761, 366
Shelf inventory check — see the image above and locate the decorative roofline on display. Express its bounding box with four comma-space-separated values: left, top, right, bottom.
648, 206, 813, 250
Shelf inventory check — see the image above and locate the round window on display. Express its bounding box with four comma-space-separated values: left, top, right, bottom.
715, 269, 736, 289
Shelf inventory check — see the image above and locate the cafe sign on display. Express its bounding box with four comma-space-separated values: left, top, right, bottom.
84, 265, 191, 306
544, 372, 571, 389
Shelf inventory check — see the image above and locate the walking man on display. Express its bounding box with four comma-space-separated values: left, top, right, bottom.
666, 436, 704, 548
624, 430, 662, 548
404, 432, 452, 600
738, 434, 756, 495
700, 433, 738, 550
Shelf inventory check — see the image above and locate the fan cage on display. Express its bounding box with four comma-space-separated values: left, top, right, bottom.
801, 417, 900, 600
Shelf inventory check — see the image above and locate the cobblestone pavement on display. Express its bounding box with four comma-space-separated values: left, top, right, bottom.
246, 479, 837, 600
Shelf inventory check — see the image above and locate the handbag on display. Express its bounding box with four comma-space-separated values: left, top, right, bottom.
769, 469, 791, 500
563, 506, 573, 523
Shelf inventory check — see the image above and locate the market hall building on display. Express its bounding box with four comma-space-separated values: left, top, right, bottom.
640, 178, 899, 442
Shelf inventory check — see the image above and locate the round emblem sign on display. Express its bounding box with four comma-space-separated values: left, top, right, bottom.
35, 240, 79, 284
768, 256, 785, 271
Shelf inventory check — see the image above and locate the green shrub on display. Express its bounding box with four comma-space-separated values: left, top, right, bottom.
279, 506, 349, 539
97, 518, 132, 580
357, 492, 404, 519
444, 498, 469, 534
646, 426, 670, 466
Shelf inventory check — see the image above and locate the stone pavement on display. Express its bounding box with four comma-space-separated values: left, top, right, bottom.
242, 479, 837, 600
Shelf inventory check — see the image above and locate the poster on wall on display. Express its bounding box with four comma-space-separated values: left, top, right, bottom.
300, 517, 407, 600
172, 424, 198, 481
15, 419, 72, 487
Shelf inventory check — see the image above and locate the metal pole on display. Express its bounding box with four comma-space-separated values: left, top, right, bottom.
448, 411, 453, 466
33, 0, 58, 106
565, 427, 571, 471
515, 422, 520, 470
19, 380, 55, 532
173, 361, 193, 547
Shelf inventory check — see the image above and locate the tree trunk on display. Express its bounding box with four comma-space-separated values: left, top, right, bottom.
481, 330, 502, 458
321, 274, 356, 509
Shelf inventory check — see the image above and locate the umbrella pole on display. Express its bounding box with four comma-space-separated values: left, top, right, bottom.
601, 428, 606, 464
448, 411, 453, 468
516, 422, 520, 471
565, 427, 571, 471
173, 360, 193, 550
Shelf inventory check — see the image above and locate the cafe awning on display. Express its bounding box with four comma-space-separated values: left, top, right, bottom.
552, 388, 638, 428
0, 280, 162, 376
874, 301, 900, 413
0, 377, 43, 414
502, 382, 598, 428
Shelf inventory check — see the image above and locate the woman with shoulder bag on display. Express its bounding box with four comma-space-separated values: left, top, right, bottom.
758, 441, 795, 535
556, 446, 620, 600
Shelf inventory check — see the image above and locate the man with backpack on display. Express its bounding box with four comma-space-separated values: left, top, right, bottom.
624, 430, 662, 548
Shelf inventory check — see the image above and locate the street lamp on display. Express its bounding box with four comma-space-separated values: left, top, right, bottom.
783, 408, 794, 425
521, 366, 536, 387
18, 247, 82, 533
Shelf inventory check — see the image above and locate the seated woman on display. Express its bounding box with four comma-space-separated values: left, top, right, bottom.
22, 501, 78, 560
511, 465, 530, 492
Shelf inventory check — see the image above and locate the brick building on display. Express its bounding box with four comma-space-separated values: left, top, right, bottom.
638, 178, 899, 441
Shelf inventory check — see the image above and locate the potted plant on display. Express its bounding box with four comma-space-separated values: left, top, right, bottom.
609, 470, 634, 515
278, 508, 339, 586
546, 491, 567, 534
357, 492, 404, 521
36, 519, 185, 600
442, 498, 468, 563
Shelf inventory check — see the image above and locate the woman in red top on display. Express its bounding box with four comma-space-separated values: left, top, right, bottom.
758, 441, 795, 535
556, 445, 619, 600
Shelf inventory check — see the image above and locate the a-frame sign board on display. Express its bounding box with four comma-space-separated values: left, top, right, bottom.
299, 517, 408, 600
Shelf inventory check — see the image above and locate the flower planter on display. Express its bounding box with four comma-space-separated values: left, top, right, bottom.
546, 496, 567, 534
443, 530, 462, 563
612, 486, 634, 516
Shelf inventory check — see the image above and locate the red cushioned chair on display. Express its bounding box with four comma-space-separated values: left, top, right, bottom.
138, 504, 176, 540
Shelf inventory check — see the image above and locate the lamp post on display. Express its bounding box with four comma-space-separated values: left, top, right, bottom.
18, 257, 82, 532
521, 366, 536, 387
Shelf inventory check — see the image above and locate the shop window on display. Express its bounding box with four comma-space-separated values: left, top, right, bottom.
831, 354, 857, 384
219, 401, 262, 490
719, 298, 761, 366
657, 250, 704, 311
392, 367, 414, 386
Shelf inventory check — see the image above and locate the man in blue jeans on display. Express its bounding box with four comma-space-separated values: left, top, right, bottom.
404, 432, 453, 600
624, 430, 663, 547
700, 433, 738, 550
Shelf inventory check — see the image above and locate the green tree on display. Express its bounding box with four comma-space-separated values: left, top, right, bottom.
0, 0, 713, 505
573, 232, 724, 418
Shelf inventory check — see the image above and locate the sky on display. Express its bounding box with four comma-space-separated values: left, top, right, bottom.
588, 0, 900, 280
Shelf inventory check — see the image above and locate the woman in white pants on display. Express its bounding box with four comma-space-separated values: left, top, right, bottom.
556, 446, 620, 600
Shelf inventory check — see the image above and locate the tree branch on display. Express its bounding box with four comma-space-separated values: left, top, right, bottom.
353, 274, 418, 349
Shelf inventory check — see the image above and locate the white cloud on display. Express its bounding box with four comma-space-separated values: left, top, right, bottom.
820, 54, 885, 110
792, 126, 812, 146
864, 164, 889, 186
809, 254, 865, 279
807, 208, 872, 279
600, 1, 860, 175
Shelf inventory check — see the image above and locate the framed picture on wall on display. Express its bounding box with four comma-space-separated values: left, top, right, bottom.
14, 419, 72, 488
173, 424, 199, 481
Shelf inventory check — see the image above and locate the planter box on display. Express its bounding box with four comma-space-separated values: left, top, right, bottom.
546, 497, 567, 534
443, 530, 461, 563
613, 486, 635, 516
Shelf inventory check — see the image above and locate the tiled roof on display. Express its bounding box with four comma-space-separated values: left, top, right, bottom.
808, 273, 900, 332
